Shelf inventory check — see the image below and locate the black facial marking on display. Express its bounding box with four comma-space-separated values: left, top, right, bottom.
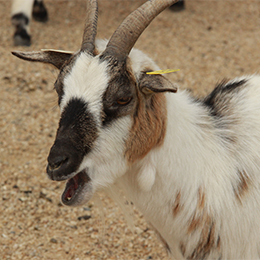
54, 80, 64, 105
101, 57, 137, 126
58, 98, 98, 154
204, 79, 247, 118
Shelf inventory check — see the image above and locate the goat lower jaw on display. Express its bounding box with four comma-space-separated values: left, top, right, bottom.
61, 170, 93, 206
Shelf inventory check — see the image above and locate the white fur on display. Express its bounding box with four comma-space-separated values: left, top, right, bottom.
12, 0, 34, 18
137, 156, 156, 192
62, 51, 109, 125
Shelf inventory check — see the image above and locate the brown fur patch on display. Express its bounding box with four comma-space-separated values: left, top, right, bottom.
188, 220, 218, 259
125, 92, 167, 163
173, 191, 182, 216
187, 189, 221, 259
198, 188, 206, 210
188, 189, 207, 233
93, 47, 99, 56
234, 169, 250, 204
188, 209, 209, 234
180, 242, 186, 256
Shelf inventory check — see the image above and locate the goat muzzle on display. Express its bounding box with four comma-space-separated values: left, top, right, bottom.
46, 138, 84, 181
46, 140, 93, 207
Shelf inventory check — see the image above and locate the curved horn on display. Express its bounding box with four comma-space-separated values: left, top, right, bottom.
81, 0, 98, 54
103, 0, 177, 60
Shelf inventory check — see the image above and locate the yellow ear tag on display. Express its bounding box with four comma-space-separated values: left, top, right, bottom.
146, 69, 180, 75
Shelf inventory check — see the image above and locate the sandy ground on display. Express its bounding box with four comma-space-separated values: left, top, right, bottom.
1, 0, 260, 259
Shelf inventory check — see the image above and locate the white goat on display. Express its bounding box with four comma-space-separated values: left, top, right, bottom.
11, 0, 48, 46
12, 0, 260, 259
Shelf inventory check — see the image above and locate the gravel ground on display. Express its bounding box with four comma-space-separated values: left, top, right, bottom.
1, 0, 260, 259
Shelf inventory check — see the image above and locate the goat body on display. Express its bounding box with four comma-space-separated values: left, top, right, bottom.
118, 72, 260, 259
12, 0, 260, 259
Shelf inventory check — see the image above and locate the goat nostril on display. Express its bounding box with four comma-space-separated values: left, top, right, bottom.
48, 156, 68, 172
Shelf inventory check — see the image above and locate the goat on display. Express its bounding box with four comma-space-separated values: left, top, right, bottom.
12, 0, 260, 259
11, 0, 48, 46
10, 0, 184, 46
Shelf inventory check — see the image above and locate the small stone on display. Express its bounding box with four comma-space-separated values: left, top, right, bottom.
77, 215, 91, 221
50, 238, 58, 244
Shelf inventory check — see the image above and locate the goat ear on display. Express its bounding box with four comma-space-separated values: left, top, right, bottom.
11, 49, 73, 70
139, 73, 178, 95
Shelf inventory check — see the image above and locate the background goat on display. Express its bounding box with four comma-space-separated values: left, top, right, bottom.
11, 0, 48, 46
12, 0, 260, 259
11, 0, 184, 46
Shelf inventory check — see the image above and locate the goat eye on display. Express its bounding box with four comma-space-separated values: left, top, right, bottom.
116, 97, 132, 106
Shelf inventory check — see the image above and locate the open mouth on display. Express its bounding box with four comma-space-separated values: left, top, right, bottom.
61, 170, 92, 206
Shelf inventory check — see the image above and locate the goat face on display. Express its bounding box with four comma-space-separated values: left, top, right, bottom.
12, 0, 178, 206
49, 51, 140, 206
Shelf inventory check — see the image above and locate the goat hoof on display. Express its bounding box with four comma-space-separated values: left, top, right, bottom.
169, 0, 185, 12
33, 0, 48, 22
13, 29, 31, 46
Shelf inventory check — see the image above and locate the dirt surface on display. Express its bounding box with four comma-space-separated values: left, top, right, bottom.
1, 0, 260, 259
